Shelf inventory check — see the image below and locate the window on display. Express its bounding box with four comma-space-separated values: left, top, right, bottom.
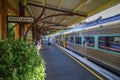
75, 37, 81, 44
98, 36, 120, 52
69, 37, 74, 43
83, 37, 95, 47
66, 37, 68, 42
114, 37, 120, 44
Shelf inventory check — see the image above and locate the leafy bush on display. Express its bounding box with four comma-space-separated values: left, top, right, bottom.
7, 23, 15, 39
0, 39, 46, 80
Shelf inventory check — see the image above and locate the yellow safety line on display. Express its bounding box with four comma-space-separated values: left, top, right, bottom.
57, 46, 104, 80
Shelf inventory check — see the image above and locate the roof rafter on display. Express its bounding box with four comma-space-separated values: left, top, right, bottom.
42, 0, 46, 5
41, 21, 66, 26
37, 25, 62, 34
27, 1, 87, 17
24, 13, 72, 39
38, 13, 73, 22
58, 0, 87, 24
51, 0, 64, 22
7, 2, 19, 15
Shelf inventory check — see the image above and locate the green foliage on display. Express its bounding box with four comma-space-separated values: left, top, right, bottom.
8, 23, 15, 39
0, 39, 46, 80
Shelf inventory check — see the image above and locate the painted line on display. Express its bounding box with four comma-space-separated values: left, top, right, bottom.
57, 45, 104, 80
56, 45, 120, 80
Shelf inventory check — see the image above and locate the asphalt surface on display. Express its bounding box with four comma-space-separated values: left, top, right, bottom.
39, 45, 108, 80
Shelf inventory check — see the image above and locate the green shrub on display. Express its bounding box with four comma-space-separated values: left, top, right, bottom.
0, 39, 46, 80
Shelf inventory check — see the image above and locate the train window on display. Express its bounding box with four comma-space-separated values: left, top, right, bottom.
66, 37, 68, 41
114, 37, 120, 44
69, 37, 74, 43
83, 37, 95, 47
98, 36, 120, 52
75, 37, 81, 44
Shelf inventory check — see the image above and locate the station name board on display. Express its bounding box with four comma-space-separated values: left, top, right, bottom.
7, 16, 34, 23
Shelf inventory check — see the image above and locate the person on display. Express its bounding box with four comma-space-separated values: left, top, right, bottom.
35, 40, 41, 49
41, 39, 43, 45
83, 37, 89, 46
35, 40, 39, 45
48, 37, 51, 45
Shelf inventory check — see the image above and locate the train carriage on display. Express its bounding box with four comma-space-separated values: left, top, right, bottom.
58, 14, 120, 75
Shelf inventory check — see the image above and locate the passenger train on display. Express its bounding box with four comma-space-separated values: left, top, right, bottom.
57, 14, 120, 75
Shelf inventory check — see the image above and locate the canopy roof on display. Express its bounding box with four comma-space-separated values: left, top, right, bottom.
8, 0, 120, 35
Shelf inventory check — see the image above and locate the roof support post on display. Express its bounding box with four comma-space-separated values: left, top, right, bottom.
27, 2, 87, 17
24, 13, 72, 40
32, 24, 37, 41
1, 0, 8, 39
24, 7, 45, 40
19, 1, 25, 38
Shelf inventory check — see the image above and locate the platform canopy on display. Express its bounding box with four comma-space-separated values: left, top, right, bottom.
24, 0, 120, 35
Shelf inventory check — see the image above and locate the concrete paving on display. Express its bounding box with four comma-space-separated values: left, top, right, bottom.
40, 45, 108, 80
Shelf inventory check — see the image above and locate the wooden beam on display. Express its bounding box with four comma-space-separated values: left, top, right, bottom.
26, 13, 73, 37
41, 21, 66, 26
42, 0, 46, 5
57, 0, 64, 9
37, 24, 63, 34
27, 1, 87, 17
38, 13, 73, 21
24, 1, 88, 38
15, 24, 20, 40
37, 8, 45, 19
37, 28, 61, 34
58, 0, 87, 24
25, 6, 33, 16
73, 0, 87, 12
0, 8, 3, 13
1, 0, 8, 39
19, 1, 25, 38
7, 2, 19, 15
51, 0, 64, 22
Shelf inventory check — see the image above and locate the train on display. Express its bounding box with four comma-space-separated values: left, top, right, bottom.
56, 14, 120, 75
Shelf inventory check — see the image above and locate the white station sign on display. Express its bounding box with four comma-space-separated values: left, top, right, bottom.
8, 16, 34, 23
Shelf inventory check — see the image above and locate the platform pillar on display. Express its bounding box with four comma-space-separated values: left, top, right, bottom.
1, 0, 8, 39
19, 1, 25, 38
32, 24, 37, 41
15, 24, 20, 40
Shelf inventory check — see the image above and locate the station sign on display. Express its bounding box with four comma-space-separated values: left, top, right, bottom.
7, 16, 34, 23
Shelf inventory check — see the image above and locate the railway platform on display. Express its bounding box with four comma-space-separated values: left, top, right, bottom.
39, 44, 120, 80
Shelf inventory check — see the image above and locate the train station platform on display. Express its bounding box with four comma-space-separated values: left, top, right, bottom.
39, 44, 120, 80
